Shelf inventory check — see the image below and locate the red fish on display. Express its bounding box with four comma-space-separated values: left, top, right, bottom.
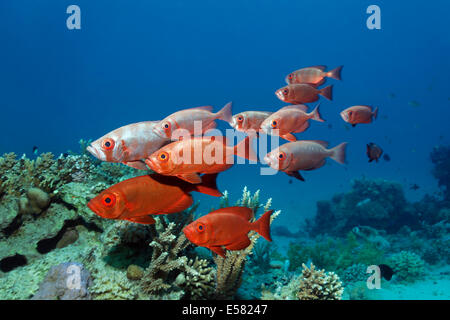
145, 136, 257, 184
340, 106, 378, 127
230, 111, 273, 135
367, 143, 383, 162
87, 173, 222, 224
275, 84, 333, 104
285, 65, 343, 86
264, 140, 347, 181
183, 206, 273, 257
87, 121, 170, 170
259, 104, 324, 141
153, 103, 232, 140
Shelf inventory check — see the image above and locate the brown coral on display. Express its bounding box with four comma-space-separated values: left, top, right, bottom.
297, 263, 344, 300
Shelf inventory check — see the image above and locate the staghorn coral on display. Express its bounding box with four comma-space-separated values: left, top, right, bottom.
296, 263, 344, 300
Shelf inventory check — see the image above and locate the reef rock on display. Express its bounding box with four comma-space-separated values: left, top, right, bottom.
32, 262, 92, 300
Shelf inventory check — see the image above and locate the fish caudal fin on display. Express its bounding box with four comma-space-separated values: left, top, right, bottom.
251, 210, 273, 242
193, 173, 222, 197
327, 65, 343, 81
329, 142, 348, 165
310, 103, 325, 122
373, 107, 378, 120
319, 85, 333, 101
234, 136, 258, 162
216, 102, 233, 123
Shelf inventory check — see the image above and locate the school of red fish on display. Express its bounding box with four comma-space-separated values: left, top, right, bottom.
86, 64, 380, 256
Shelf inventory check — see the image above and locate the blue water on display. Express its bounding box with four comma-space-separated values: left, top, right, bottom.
1, 0, 449, 228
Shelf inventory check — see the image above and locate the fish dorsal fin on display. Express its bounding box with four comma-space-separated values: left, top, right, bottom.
185, 105, 213, 112
279, 104, 308, 112
307, 140, 329, 148
208, 206, 254, 221
310, 65, 327, 71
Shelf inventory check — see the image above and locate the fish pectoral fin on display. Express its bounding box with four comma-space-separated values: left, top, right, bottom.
123, 160, 148, 170
286, 171, 305, 181
176, 173, 202, 184
125, 215, 156, 225
293, 121, 309, 133
281, 133, 297, 141
161, 194, 193, 214
208, 246, 226, 258
225, 237, 251, 251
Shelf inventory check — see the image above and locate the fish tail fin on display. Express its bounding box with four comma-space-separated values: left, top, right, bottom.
216, 101, 233, 123
234, 136, 258, 162
310, 103, 325, 122
319, 85, 333, 101
373, 107, 378, 120
251, 210, 273, 242
327, 65, 343, 80
330, 142, 348, 165
193, 173, 222, 197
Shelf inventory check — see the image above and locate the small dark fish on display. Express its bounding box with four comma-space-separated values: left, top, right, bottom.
408, 100, 420, 107
388, 93, 396, 99
383, 154, 391, 161
288, 179, 293, 184
32, 146, 38, 155
327, 124, 333, 129
367, 143, 383, 163
378, 264, 394, 281
62, 152, 69, 157
410, 184, 420, 191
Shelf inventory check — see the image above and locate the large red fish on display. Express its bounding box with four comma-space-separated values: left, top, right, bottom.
285, 65, 343, 86
87, 121, 170, 170
264, 140, 347, 181
145, 136, 257, 184
183, 206, 273, 257
275, 84, 333, 104
87, 173, 222, 224
153, 103, 233, 140
259, 104, 324, 141
340, 105, 378, 127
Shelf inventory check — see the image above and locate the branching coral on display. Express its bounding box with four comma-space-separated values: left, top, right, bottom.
212, 187, 281, 299
296, 263, 344, 300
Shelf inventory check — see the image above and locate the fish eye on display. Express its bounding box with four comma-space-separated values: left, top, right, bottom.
237, 115, 244, 122
163, 122, 170, 130
278, 152, 286, 160
197, 223, 206, 233
159, 151, 169, 161
288, 74, 293, 79
283, 89, 289, 95
271, 120, 278, 128
101, 194, 116, 207
349, 111, 353, 116
101, 138, 115, 150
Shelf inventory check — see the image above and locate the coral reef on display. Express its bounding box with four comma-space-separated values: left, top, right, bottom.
430, 145, 450, 201
296, 263, 344, 300
32, 262, 92, 300
388, 251, 425, 283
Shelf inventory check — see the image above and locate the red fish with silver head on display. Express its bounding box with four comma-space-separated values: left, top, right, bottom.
260, 104, 324, 142
153, 103, 233, 140
264, 140, 347, 181
285, 65, 343, 86
87, 121, 170, 170
275, 84, 333, 104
